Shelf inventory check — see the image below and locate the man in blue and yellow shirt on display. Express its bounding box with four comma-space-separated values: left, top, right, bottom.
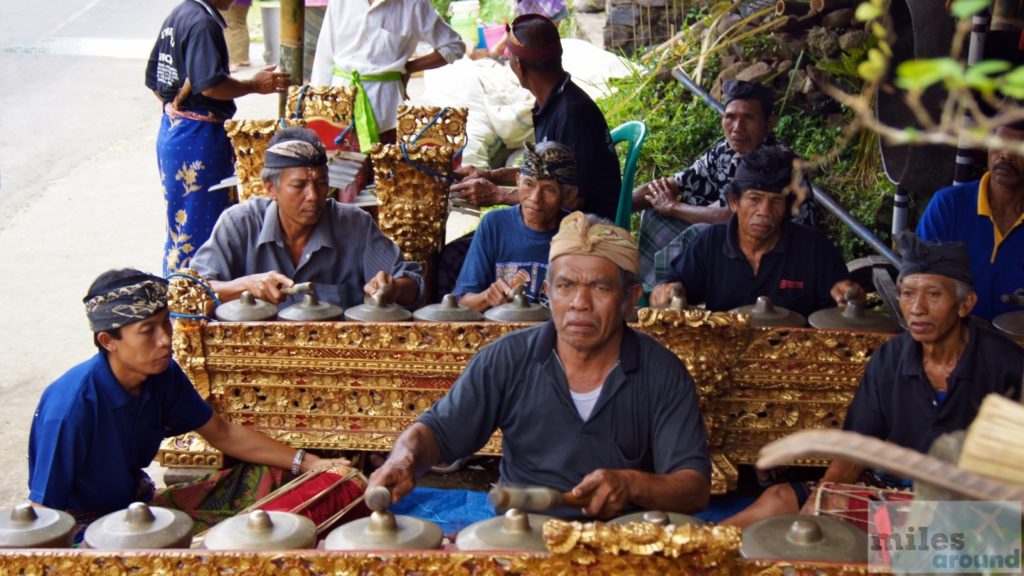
917, 123, 1024, 321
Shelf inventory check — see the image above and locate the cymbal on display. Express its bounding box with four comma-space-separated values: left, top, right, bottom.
741, 514, 867, 563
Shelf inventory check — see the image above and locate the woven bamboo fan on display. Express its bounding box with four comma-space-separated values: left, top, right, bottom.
958, 393, 1024, 486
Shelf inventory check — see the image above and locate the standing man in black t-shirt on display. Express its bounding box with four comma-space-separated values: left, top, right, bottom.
451, 14, 621, 221
145, 0, 291, 275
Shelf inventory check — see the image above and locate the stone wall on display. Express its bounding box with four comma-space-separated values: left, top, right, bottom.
603, 0, 687, 53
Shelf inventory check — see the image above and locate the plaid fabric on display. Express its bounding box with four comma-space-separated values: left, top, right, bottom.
150, 464, 290, 532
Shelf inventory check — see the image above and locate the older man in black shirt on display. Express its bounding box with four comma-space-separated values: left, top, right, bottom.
723, 232, 1024, 528
650, 146, 859, 317
369, 212, 710, 520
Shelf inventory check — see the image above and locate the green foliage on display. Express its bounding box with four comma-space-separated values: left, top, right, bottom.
480, 0, 513, 25
598, 69, 722, 184
774, 112, 842, 158
430, 0, 454, 21
951, 0, 992, 19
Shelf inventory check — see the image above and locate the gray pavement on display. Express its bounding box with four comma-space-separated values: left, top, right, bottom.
0, 0, 282, 510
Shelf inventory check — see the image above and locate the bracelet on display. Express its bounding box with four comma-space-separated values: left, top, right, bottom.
290, 449, 306, 475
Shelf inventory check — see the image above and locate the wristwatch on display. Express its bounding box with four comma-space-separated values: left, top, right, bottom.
291, 449, 306, 475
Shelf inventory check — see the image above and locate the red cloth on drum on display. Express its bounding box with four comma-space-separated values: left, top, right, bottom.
260, 471, 370, 528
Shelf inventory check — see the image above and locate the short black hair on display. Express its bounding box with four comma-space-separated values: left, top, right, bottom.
510, 15, 563, 71
86, 268, 146, 354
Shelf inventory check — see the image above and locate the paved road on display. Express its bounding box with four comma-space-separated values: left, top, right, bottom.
0, 0, 282, 509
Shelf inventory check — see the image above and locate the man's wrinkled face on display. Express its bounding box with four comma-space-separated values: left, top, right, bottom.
723, 99, 772, 156
988, 126, 1024, 190
269, 165, 329, 229
898, 274, 975, 344
103, 309, 174, 380
518, 174, 566, 230
548, 255, 632, 354
729, 189, 787, 244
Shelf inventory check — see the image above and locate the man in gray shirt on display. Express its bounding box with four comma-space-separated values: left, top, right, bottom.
368, 212, 710, 519
191, 127, 423, 308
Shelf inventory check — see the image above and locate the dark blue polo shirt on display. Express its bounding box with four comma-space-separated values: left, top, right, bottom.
145, 0, 236, 119
28, 354, 213, 512
667, 214, 849, 317
843, 319, 1023, 454
417, 322, 710, 519
533, 74, 621, 221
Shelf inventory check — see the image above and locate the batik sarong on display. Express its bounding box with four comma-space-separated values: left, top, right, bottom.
156, 106, 235, 275
68, 464, 288, 545
150, 463, 289, 533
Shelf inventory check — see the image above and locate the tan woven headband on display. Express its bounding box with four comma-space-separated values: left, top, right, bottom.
549, 211, 638, 274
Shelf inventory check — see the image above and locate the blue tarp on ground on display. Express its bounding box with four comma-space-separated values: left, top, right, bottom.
390, 487, 495, 537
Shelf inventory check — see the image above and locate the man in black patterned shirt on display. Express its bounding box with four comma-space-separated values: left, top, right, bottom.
632, 81, 814, 288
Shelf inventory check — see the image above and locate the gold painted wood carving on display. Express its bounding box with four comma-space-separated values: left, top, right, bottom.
396, 105, 468, 149
224, 118, 303, 201
0, 549, 884, 575
286, 85, 356, 127
370, 143, 455, 288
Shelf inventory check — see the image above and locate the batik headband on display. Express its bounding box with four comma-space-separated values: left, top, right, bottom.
84, 274, 169, 332
520, 141, 577, 186
264, 127, 328, 169
549, 211, 639, 274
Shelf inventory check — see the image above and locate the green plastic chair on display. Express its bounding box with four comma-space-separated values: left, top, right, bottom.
610, 120, 648, 230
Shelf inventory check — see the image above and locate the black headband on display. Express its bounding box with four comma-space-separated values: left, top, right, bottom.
897, 232, 974, 287
732, 151, 794, 195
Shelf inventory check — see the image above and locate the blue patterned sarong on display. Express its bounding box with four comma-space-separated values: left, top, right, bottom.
156, 107, 235, 275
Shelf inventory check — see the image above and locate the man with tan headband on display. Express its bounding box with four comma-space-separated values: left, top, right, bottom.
192, 127, 423, 308
451, 14, 620, 221
369, 212, 711, 519
454, 141, 578, 312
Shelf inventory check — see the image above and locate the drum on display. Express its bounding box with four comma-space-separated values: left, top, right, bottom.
194, 462, 369, 548
801, 481, 913, 533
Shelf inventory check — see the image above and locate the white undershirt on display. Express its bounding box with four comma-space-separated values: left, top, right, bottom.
570, 385, 603, 422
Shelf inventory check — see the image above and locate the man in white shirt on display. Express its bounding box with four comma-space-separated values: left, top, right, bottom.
310, 0, 465, 150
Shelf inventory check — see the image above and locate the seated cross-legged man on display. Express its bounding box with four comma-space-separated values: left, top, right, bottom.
191, 127, 423, 308
369, 212, 711, 519
454, 141, 577, 312
650, 146, 860, 318
722, 232, 1024, 528
631, 80, 816, 288
28, 269, 344, 533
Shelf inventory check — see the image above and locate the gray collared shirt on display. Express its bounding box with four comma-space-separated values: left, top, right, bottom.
192, 197, 423, 308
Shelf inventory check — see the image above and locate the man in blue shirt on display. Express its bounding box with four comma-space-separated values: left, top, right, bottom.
369, 212, 711, 519
29, 269, 332, 523
454, 141, 576, 312
916, 123, 1024, 321
650, 146, 859, 317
